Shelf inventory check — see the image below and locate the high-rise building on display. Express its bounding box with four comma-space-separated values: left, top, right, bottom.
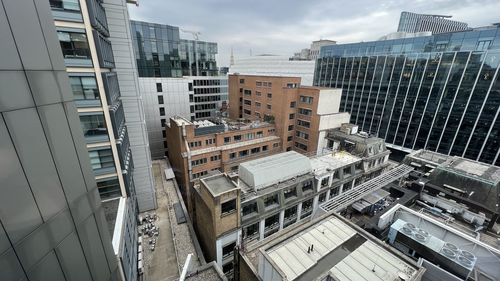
229, 74, 351, 155
397, 11, 469, 34
314, 26, 500, 166
0, 0, 120, 279
141, 76, 229, 159
131, 20, 218, 78
290, 39, 337, 61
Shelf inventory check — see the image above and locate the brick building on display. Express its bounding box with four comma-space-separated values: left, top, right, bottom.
228, 74, 350, 156
165, 116, 282, 212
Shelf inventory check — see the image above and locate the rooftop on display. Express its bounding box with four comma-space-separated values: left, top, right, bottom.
405, 149, 452, 166
239, 151, 312, 191
246, 215, 421, 281
310, 151, 361, 177
437, 157, 500, 185
201, 173, 238, 197
328, 129, 384, 146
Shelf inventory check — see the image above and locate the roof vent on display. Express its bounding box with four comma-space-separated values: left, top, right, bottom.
457, 255, 474, 268
441, 248, 457, 259
443, 242, 459, 253
460, 250, 476, 263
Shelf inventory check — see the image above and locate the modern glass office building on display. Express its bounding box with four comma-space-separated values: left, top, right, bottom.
397, 11, 468, 34
131, 20, 218, 77
314, 26, 500, 166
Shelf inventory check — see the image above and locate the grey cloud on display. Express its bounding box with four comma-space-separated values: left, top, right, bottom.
129, 0, 500, 66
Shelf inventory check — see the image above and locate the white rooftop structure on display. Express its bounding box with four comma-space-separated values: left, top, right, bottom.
229, 55, 315, 86
260, 216, 420, 281
239, 151, 312, 191
310, 152, 361, 177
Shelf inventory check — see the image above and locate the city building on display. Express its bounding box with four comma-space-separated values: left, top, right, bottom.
314, 26, 500, 166
379, 204, 500, 281
102, 0, 157, 211
0, 0, 120, 279
142, 76, 228, 159
238, 213, 424, 281
165, 116, 282, 210
229, 55, 315, 86
397, 11, 469, 34
403, 149, 500, 228
191, 150, 390, 277
290, 39, 337, 61
131, 20, 218, 77
229, 74, 351, 155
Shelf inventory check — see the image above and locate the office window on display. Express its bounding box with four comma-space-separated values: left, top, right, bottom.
263, 194, 279, 208
256, 81, 262, 86
262, 145, 268, 151
97, 177, 121, 200
256, 102, 261, 107
268, 82, 272, 87
244, 223, 259, 239
297, 120, 310, 128
229, 152, 236, 159
298, 108, 312, 116
89, 149, 115, 171
191, 158, 207, 166
267, 93, 272, 98
224, 137, 230, 143
57, 30, 91, 59
319, 192, 327, 203
296, 131, 309, 140
221, 199, 236, 216
239, 150, 249, 157
156, 83, 162, 92
290, 101, 296, 108
267, 104, 272, 110
244, 90, 251, 96
289, 113, 295, 119
49, 0, 80, 11
157, 95, 164, 104
284, 187, 297, 199
256, 91, 262, 96
299, 96, 314, 104
222, 241, 236, 259
244, 109, 251, 115
80, 114, 108, 141
295, 142, 308, 151
239, 79, 245, 83
273, 143, 279, 148
162, 130, 166, 138
234, 135, 242, 141
70, 76, 99, 101
288, 125, 294, 131
287, 136, 293, 141
210, 155, 220, 161
256, 131, 263, 138
330, 186, 339, 197
302, 181, 313, 193
250, 147, 261, 154
159, 107, 165, 116
242, 202, 258, 216
244, 99, 251, 105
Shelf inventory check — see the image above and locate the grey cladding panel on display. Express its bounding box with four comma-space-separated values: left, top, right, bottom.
25, 71, 63, 106
26, 251, 66, 281
3, 108, 66, 221
77, 215, 111, 281
0, 224, 10, 255
0, 71, 35, 113
38, 104, 87, 203
2, 0, 52, 70
0, 115, 43, 243
0, 249, 27, 281
55, 232, 93, 281
0, 1, 21, 70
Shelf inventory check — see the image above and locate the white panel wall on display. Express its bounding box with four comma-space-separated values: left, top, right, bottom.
316, 89, 342, 115
318, 112, 350, 131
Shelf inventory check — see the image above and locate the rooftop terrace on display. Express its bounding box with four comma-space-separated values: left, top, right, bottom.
310, 151, 361, 177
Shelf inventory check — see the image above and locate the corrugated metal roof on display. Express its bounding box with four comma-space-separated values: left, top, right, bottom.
239, 151, 312, 190
265, 216, 418, 281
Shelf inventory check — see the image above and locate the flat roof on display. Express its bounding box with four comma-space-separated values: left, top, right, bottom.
239, 151, 312, 190
310, 152, 361, 177
439, 157, 500, 184
201, 174, 238, 197
406, 149, 450, 165
263, 216, 419, 281
328, 129, 384, 146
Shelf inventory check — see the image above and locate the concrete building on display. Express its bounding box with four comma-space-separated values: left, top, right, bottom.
290, 39, 337, 61
239, 213, 424, 281
379, 204, 500, 281
229, 74, 351, 156
403, 149, 500, 228
141, 76, 228, 159
165, 116, 282, 212
0, 0, 120, 279
229, 55, 315, 86
397, 11, 469, 34
191, 150, 390, 277
314, 26, 500, 166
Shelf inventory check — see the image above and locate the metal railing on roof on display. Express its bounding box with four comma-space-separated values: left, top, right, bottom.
319, 164, 414, 213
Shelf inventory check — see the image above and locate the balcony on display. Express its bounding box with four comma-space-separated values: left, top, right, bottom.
86, 0, 109, 36
109, 100, 125, 137
102, 72, 121, 105
92, 30, 114, 68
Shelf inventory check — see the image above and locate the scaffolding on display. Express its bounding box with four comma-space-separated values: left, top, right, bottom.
319, 164, 414, 213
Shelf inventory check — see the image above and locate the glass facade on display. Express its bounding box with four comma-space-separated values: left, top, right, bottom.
314, 27, 500, 166
131, 20, 218, 77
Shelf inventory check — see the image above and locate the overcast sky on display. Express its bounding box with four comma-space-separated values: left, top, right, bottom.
129, 0, 500, 66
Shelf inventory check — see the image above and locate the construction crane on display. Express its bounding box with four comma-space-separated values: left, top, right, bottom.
180, 29, 201, 76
